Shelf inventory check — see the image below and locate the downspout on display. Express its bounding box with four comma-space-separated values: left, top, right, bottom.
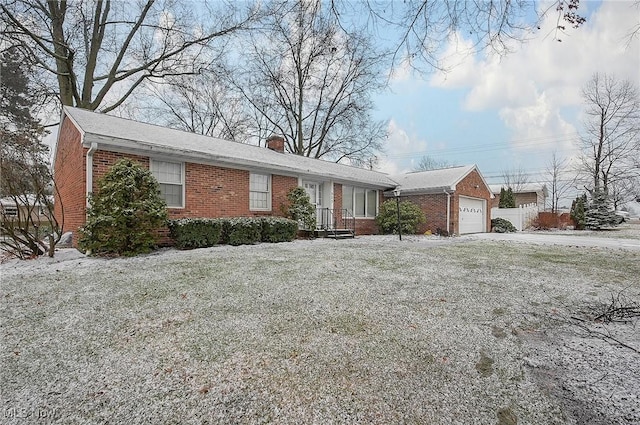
86, 143, 98, 208
443, 189, 452, 235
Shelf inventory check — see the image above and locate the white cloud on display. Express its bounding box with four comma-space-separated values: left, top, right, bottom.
426, 1, 639, 160
377, 119, 429, 174
498, 92, 579, 156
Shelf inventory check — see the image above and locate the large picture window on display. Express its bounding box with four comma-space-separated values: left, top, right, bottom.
250, 173, 271, 211
342, 186, 378, 218
151, 160, 184, 207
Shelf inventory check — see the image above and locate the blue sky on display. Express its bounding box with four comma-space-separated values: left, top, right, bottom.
372, 0, 640, 189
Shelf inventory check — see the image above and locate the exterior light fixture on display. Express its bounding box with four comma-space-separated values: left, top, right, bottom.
393, 188, 402, 241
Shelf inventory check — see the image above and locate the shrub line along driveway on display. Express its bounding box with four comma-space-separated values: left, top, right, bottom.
1, 228, 638, 424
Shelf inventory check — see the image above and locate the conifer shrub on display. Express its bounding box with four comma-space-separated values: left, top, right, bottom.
498, 187, 516, 208
79, 159, 168, 256
570, 194, 587, 230
491, 217, 517, 233
285, 187, 316, 230
376, 199, 426, 235
260, 217, 298, 242
168, 218, 223, 249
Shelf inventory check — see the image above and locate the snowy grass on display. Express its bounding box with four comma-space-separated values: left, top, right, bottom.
533, 221, 640, 239
1, 238, 638, 424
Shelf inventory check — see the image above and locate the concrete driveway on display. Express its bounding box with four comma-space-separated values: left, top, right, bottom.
465, 231, 640, 250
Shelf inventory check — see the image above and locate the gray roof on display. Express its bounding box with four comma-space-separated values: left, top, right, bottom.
390, 165, 483, 194
489, 183, 547, 195
61, 106, 397, 188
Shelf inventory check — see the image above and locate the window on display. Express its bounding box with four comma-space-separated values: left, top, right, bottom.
2, 206, 18, 217
250, 173, 271, 210
151, 160, 184, 207
342, 186, 378, 218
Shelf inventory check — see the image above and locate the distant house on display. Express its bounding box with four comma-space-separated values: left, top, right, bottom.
390, 166, 493, 235
0, 195, 54, 234
490, 184, 547, 210
54, 107, 494, 245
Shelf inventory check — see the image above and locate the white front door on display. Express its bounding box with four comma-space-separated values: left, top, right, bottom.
303, 181, 323, 228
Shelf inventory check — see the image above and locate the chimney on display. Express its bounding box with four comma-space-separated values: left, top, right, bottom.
266, 135, 285, 153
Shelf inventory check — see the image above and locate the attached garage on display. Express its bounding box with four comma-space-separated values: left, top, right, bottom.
458, 196, 486, 234
389, 165, 493, 236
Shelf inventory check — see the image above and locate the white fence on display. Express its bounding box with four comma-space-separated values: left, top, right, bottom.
491, 203, 538, 231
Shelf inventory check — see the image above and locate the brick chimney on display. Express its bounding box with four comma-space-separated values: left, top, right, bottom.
266, 135, 285, 153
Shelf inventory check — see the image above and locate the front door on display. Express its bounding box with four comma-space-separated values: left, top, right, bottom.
303, 181, 323, 228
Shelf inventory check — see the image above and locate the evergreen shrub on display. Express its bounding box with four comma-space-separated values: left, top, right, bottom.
79, 159, 168, 256
376, 199, 426, 235
491, 217, 517, 233
168, 218, 223, 249
285, 187, 316, 230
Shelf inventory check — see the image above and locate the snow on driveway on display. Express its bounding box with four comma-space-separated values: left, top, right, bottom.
465, 231, 640, 250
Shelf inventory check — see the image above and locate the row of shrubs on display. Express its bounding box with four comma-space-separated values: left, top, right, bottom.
168, 217, 299, 249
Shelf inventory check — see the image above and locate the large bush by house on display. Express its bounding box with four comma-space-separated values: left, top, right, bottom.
376, 199, 426, 235
79, 159, 168, 256
285, 187, 316, 230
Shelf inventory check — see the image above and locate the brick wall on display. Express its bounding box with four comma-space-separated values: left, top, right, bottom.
53, 117, 86, 246
92, 151, 149, 192
89, 151, 299, 220
403, 193, 451, 235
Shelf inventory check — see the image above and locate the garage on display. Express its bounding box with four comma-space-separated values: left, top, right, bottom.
389, 165, 493, 236
458, 196, 486, 234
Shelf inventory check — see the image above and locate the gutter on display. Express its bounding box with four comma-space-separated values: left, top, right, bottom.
443, 188, 452, 235
86, 142, 98, 207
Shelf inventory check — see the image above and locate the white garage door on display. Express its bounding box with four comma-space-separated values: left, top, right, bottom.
459, 196, 485, 234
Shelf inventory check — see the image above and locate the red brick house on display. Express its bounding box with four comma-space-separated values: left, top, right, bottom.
54, 107, 493, 245
390, 166, 493, 235
54, 107, 398, 245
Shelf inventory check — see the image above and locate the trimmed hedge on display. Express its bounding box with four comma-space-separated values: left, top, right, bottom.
168, 217, 298, 249
223, 217, 263, 246
168, 218, 224, 249
261, 217, 299, 243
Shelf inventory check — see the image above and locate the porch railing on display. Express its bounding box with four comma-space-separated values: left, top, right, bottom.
316, 208, 356, 236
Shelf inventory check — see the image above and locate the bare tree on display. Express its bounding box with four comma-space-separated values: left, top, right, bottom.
544, 152, 574, 213
501, 166, 531, 193
579, 73, 640, 200
330, 0, 586, 72
1, 48, 62, 258
231, 0, 387, 165
136, 68, 250, 142
1, 0, 259, 113
413, 155, 454, 172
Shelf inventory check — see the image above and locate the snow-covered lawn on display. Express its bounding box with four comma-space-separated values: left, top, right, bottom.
1, 238, 638, 424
